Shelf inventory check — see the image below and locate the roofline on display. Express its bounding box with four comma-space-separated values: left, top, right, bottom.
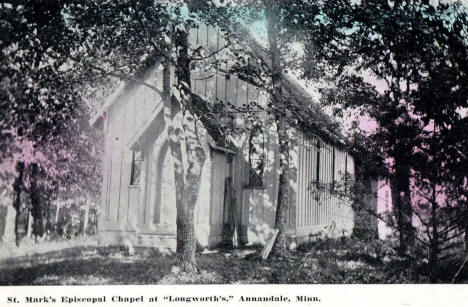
127, 103, 164, 150
89, 83, 127, 128
89, 56, 161, 128
90, 29, 346, 148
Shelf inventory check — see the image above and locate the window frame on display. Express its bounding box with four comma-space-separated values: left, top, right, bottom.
129, 150, 143, 186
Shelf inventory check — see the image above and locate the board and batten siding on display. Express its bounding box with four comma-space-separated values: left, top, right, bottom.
208, 151, 230, 245
98, 25, 234, 247
186, 24, 356, 241
187, 24, 259, 245
188, 24, 262, 110
98, 23, 357, 248
295, 131, 354, 237
99, 64, 164, 238
187, 24, 266, 244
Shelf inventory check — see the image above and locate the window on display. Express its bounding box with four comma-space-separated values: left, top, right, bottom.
248, 125, 265, 187
130, 150, 143, 185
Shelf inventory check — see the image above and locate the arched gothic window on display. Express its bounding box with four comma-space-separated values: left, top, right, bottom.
130, 150, 143, 185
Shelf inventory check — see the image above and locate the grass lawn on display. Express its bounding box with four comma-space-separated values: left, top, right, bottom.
1, 237, 467, 285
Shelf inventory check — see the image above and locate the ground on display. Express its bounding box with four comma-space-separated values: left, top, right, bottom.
1, 237, 467, 285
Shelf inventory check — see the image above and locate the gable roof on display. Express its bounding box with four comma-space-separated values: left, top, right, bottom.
90, 54, 161, 129
124, 92, 237, 153
190, 93, 237, 152
91, 32, 346, 149
282, 75, 344, 145
234, 32, 345, 146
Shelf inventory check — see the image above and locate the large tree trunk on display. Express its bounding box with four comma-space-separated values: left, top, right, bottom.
390, 166, 413, 255
29, 163, 44, 243
170, 23, 207, 274
273, 117, 290, 254
162, 58, 186, 254
12, 161, 25, 246
266, 3, 290, 255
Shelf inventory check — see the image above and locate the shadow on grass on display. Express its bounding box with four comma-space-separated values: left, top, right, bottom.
2, 239, 466, 285
0, 249, 173, 285
0, 245, 284, 285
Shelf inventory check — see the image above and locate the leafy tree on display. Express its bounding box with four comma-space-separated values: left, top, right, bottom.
297, 0, 468, 263
1, 0, 103, 245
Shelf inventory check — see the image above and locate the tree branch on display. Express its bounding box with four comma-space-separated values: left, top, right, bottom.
92, 66, 164, 97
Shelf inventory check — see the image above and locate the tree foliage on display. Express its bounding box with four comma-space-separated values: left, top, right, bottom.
297, 0, 468, 265
1, 1, 103, 245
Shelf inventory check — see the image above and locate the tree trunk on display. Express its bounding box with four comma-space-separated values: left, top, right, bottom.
0, 204, 7, 242
266, 2, 290, 255
26, 211, 33, 238
2, 201, 16, 243
162, 58, 186, 255
273, 117, 290, 254
29, 163, 44, 242
12, 161, 25, 246
390, 166, 413, 255
55, 203, 60, 224
171, 22, 207, 274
